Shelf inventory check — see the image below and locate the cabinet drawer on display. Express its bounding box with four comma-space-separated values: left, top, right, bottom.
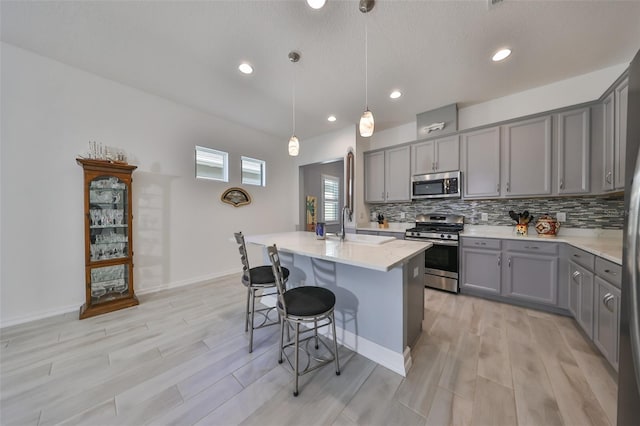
461, 237, 501, 250
595, 257, 622, 288
504, 240, 558, 255
566, 246, 595, 270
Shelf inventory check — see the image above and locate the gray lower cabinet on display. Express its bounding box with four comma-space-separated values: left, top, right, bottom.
460, 238, 502, 294
593, 276, 620, 370
568, 260, 595, 338
502, 248, 558, 305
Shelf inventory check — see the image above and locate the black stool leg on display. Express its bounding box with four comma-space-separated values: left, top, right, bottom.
314, 319, 319, 349
249, 287, 256, 353
278, 317, 285, 364
331, 313, 341, 375
245, 287, 251, 332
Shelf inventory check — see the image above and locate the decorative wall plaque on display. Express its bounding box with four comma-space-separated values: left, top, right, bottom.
221, 187, 251, 207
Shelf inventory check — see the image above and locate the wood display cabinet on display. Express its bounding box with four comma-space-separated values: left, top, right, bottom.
77, 158, 138, 319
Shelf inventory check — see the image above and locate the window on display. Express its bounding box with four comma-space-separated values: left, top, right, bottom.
241, 156, 266, 186
195, 146, 228, 182
322, 174, 340, 223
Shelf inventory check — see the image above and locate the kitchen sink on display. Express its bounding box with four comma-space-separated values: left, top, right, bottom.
327, 234, 396, 245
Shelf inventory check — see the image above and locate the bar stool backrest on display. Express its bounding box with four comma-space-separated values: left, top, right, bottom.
234, 232, 251, 287
267, 245, 289, 317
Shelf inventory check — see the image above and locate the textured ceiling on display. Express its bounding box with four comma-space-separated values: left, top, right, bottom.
2, 0, 640, 141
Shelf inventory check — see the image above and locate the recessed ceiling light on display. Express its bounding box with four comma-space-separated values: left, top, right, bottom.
327, 115, 337, 122
390, 90, 402, 99
307, 0, 327, 9
492, 48, 511, 62
238, 63, 253, 74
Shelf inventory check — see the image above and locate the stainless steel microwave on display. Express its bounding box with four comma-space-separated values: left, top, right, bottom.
411, 171, 461, 199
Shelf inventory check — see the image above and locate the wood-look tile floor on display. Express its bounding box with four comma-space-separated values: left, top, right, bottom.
0, 275, 618, 426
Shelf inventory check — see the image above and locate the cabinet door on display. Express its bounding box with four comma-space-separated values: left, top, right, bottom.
434, 135, 459, 172
557, 108, 590, 194
614, 78, 628, 190
411, 140, 435, 175
460, 248, 501, 294
364, 151, 385, 203
385, 145, 411, 202
593, 276, 620, 369
461, 127, 500, 198
602, 92, 615, 191
568, 261, 594, 338
503, 252, 558, 305
502, 116, 552, 196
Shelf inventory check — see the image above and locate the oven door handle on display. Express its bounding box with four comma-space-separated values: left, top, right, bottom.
405, 237, 458, 246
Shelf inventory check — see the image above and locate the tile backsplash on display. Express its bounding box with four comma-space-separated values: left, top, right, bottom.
369, 195, 625, 229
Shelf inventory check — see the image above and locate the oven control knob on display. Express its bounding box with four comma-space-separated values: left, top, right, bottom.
447, 235, 452, 239
440, 234, 444, 239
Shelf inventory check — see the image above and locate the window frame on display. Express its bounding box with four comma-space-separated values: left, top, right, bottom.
195, 145, 229, 182
241, 156, 266, 187
322, 174, 341, 225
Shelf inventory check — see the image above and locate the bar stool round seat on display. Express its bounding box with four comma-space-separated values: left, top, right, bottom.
245, 265, 290, 287
280, 287, 335, 317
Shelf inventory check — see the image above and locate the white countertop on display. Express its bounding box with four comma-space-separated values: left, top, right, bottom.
245, 231, 431, 272
460, 225, 623, 264
356, 222, 414, 234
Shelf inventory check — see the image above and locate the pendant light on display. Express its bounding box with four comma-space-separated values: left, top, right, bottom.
359, 0, 375, 137
288, 51, 301, 156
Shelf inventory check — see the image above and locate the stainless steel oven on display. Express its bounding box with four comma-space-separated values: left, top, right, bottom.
405, 214, 464, 293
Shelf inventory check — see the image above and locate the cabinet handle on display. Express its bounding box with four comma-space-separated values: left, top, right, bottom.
496, 183, 500, 192
435, 162, 439, 171
603, 293, 615, 312
432, 162, 436, 171
524, 246, 539, 250
386, 192, 389, 200
572, 270, 581, 282
508, 257, 511, 268
606, 171, 613, 184
381, 191, 385, 199
572, 254, 581, 258
498, 255, 501, 268
560, 179, 564, 190
604, 269, 617, 276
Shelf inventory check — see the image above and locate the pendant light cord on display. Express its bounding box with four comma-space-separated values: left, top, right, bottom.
365, 16, 368, 109
292, 66, 296, 134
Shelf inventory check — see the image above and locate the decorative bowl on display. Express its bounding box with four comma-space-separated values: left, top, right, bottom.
535, 215, 560, 237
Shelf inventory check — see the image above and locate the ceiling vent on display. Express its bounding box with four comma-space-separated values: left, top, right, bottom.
416, 103, 458, 139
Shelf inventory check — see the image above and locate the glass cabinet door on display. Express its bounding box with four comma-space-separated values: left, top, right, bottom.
89, 264, 130, 304
88, 176, 129, 262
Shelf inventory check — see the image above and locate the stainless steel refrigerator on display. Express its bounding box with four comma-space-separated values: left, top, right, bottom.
618, 48, 640, 425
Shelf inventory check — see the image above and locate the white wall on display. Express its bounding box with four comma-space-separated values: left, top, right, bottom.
367, 62, 629, 150
0, 43, 296, 327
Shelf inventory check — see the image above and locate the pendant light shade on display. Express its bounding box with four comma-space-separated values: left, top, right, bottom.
288, 51, 301, 157
288, 135, 300, 156
359, 109, 374, 137
359, 1, 375, 138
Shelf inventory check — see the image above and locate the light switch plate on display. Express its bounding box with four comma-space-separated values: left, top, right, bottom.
400, 212, 406, 219
481, 213, 489, 221
557, 212, 567, 222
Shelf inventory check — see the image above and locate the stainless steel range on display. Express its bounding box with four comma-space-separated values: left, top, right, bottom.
405, 214, 464, 293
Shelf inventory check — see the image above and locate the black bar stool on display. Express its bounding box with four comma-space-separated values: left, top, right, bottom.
234, 232, 289, 353
267, 244, 340, 396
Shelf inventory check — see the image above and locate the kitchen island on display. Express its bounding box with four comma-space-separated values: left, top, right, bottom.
245, 231, 431, 376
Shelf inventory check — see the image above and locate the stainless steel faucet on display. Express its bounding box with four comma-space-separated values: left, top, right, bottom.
340, 205, 351, 241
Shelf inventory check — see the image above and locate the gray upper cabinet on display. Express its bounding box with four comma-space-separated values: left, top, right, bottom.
557, 108, 590, 194
502, 115, 552, 197
614, 78, 628, 190
602, 92, 615, 191
411, 135, 459, 175
461, 127, 501, 198
502, 241, 558, 305
364, 151, 385, 203
385, 145, 411, 202
364, 146, 410, 203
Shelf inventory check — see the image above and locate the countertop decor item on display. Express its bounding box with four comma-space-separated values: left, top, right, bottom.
306, 196, 317, 231
535, 214, 560, 237
508, 210, 534, 235
221, 187, 251, 207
